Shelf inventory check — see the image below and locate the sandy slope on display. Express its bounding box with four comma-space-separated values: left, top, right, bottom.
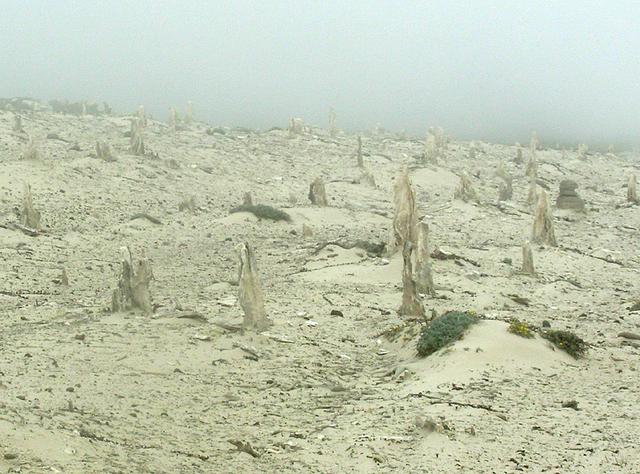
1, 110, 639, 473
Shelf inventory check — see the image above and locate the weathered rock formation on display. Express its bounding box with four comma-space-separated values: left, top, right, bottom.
398, 241, 424, 318
532, 190, 557, 246
308, 178, 328, 206
556, 180, 584, 211
111, 247, 154, 314
238, 242, 271, 331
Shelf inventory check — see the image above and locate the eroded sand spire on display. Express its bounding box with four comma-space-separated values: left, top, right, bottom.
514, 144, 523, 164
526, 178, 538, 209
577, 143, 588, 160
302, 223, 313, 238
434, 126, 447, 150
357, 136, 364, 168
111, 246, 154, 314
308, 177, 328, 206
414, 221, 436, 296
498, 175, 513, 202
185, 101, 194, 124
96, 141, 115, 162
398, 241, 425, 318
288, 117, 305, 136
424, 130, 438, 164
21, 184, 41, 230
59, 268, 69, 286
329, 108, 337, 137
168, 107, 178, 132
137, 105, 147, 127
525, 151, 538, 179
627, 174, 639, 204
178, 196, 197, 212
22, 135, 39, 160
454, 173, 478, 203
521, 241, 535, 275
238, 242, 271, 331
388, 168, 418, 256
495, 160, 508, 181
130, 118, 145, 156
13, 114, 23, 133
529, 131, 539, 154
360, 167, 376, 188
556, 180, 584, 211
531, 190, 557, 246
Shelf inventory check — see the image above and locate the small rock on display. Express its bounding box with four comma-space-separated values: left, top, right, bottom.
415, 416, 441, 433
302, 224, 313, 238
562, 400, 579, 410
330, 309, 344, 317
218, 295, 237, 307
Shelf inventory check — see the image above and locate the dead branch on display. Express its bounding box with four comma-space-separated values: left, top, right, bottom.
431, 248, 480, 267
561, 246, 625, 267
129, 213, 162, 224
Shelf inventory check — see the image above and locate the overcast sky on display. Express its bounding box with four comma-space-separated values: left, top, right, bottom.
1, 1, 638, 146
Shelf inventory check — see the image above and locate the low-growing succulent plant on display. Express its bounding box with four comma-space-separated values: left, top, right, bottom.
416, 310, 478, 357
508, 318, 535, 338
541, 329, 588, 359
230, 204, 291, 222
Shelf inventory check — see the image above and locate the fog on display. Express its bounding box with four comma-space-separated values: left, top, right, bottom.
2, 1, 639, 147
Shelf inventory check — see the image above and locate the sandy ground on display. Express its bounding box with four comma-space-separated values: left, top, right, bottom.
1, 109, 639, 473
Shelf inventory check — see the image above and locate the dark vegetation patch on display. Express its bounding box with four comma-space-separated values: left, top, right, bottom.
417, 310, 478, 357
230, 204, 291, 222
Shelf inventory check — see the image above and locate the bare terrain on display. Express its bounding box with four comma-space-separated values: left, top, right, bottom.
1, 108, 639, 473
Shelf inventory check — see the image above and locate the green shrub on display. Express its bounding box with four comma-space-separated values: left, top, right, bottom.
541, 329, 588, 359
508, 319, 535, 338
416, 311, 478, 357
230, 204, 291, 222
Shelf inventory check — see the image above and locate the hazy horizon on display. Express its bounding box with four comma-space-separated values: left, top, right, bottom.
2, 1, 639, 148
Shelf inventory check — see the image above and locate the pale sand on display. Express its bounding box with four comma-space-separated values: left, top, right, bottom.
0, 110, 638, 473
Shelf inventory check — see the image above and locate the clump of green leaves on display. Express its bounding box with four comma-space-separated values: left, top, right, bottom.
417, 310, 478, 357
230, 204, 291, 222
508, 318, 535, 338
541, 329, 588, 359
